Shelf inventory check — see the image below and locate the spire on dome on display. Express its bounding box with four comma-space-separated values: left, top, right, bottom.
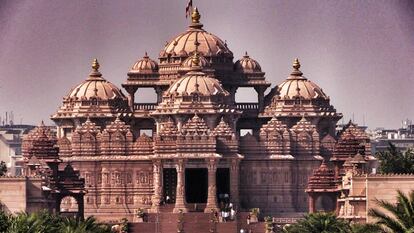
244, 51, 249, 58
187, 41, 203, 70
89, 58, 102, 78
192, 7, 200, 23
290, 58, 304, 77
92, 58, 100, 71
189, 7, 203, 29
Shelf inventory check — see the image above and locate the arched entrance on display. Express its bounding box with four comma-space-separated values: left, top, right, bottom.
60, 196, 79, 218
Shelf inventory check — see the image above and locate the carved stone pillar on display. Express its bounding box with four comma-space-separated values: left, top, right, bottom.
205, 158, 219, 213
150, 160, 163, 213
254, 86, 266, 112
308, 193, 316, 213
230, 159, 240, 210
230, 87, 238, 104
125, 86, 137, 112
155, 86, 163, 103
173, 159, 188, 213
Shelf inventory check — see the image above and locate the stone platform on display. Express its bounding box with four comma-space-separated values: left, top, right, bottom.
128, 211, 266, 233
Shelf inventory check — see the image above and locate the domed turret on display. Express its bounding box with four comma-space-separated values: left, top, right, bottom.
165, 53, 228, 98
160, 8, 232, 59
277, 58, 328, 100
152, 53, 236, 116
181, 51, 211, 71
158, 8, 234, 80
262, 58, 341, 121
128, 52, 159, 75
235, 52, 262, 73
52, 59, 129, 121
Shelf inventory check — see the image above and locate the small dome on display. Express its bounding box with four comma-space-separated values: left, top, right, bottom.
277, 59, 328, 100
129, 52, 159, 74
234, 52, 262, 73
52, 59, 129, 120
160, 8, 232, 58
181, 52, 211, 69
165, 70, 228, 97
67, 59, 126, 101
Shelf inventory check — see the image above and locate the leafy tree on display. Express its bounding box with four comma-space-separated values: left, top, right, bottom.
0, 210, 113, 233
0, 210, 10, 232
350, 223, 383, 233
59, 216, 111, 233
377, 143, 414, 174
369, 190, 414, 233
0, 161, 7, 176
283, 212, 350, 233
6, 210, 61, 233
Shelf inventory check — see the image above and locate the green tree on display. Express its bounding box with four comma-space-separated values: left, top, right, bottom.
377, 143, 414, 174
369, 190, 414, 232
6, 210, 61, 233
0, 210, 11, 232
350, 223, 383, 233
59, 216, 111, 233
0, 161, 7, 176
283, 212, 351, 233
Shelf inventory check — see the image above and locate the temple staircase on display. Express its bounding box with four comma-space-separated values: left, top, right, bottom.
129, 210, 239, 233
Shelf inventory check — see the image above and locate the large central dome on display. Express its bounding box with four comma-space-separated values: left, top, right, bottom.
159, 8, 232, 59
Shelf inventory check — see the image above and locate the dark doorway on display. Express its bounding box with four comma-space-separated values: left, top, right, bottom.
185, 168, 208, 203
163, 168, 177, 203
216, 168, 230, 203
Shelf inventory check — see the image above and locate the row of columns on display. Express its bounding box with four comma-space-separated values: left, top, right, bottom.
150, 158, 240, 213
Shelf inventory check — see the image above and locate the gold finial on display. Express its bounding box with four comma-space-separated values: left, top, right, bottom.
92, 58, 100, 71
291, 58, 303, 76
191, 38, 200, 66
293, 58, 300, 70
192, 7, 201, 24
191, 51, 200, 66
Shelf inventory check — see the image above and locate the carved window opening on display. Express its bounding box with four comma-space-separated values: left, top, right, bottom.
140, 129, 153, 137
235, 87, 257, 103
240, 128, 253, 137
135, 88, 158, 104
91, 98, 98, 105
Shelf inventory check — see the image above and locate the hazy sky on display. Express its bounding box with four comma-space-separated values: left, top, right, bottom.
0, 0, 413, 129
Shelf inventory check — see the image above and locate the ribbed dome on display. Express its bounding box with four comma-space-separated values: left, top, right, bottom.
52, 59, 129, 120
129, 52, 159, 74
159, 8, 232, 58
235, 52, 262, 73
181, 53, 211, 69
277, 59, 328, 100
165, 70, 228, 97
66, 59, 126, 101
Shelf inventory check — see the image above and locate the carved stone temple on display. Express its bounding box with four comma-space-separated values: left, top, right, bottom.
19, 7, 374, 222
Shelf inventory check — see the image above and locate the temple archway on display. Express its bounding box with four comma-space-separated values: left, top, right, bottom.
59, 196, 79, 218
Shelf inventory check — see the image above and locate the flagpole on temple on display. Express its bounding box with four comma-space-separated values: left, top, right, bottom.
186, 0, 193, 22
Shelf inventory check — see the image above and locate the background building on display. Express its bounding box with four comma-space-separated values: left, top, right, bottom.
0, 124, 35, 176
371, 119, 414, 154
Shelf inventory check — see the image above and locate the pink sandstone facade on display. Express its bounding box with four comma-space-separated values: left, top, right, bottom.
12, 7, 390, 227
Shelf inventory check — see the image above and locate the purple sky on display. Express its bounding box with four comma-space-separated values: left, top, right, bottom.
0, 0, 413, 129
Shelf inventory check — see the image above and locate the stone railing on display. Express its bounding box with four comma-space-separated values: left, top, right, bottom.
133, 103, 157, 111
236, 103, 259, 110
272, 217, 301, 224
